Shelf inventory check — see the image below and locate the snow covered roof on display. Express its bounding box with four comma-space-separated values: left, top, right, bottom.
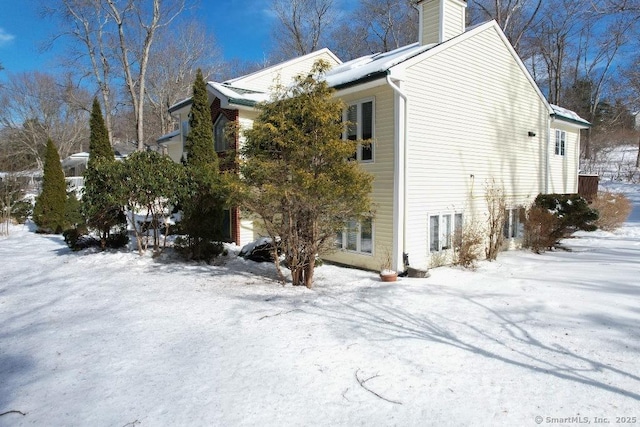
208, 82, 270, 107
550, 104, 591, 127
61, 152, 90, 169
323, 21, 490, 89
324, 43, 433, 89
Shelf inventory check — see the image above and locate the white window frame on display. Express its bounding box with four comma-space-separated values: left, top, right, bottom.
214, 115, 231, 152
503, 208, 523, 239
344, 98, 375, 163
336, 217, 374, 255
429, 212, 464, 252
554, 129, 566, 156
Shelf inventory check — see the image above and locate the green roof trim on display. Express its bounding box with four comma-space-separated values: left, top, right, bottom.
330, 71, 388, 91
551, 113, 591, 128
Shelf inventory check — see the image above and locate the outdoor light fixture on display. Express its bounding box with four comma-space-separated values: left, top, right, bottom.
528, 131, 536, 137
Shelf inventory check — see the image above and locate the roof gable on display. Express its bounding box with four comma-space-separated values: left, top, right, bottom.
225, 48, 342, 92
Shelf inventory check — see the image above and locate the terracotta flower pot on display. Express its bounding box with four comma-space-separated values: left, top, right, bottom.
379, 271, 398, 282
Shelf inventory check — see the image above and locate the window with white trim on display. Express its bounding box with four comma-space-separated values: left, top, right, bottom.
344, 99, 374, 162
214, 115, 232, 152
503, 208, 524, 239
336, 217, 373, 254
554, 129, 566, 156
430, 212, 464, 252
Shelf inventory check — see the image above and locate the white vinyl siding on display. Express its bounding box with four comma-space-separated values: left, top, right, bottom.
323, 85, 395, 271
548, 122, 580, 194
228, 51, 340, 92
403, 25, 550, 268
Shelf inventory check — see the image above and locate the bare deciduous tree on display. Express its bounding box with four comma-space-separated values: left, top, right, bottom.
330, 0, 418, 60
48, 0, 117, 144
270, 0, 336, 60
145, 20, 222, 139
47, 0, 188, 150
104, 0, 187, 151
0, 72, 90, 169
469, 0, 542, 52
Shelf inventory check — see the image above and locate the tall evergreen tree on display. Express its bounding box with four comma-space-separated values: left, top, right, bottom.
33, 139, 67, 233
83, 98, 127, 249
180, 69, 227, 260
88, 98, 114, 167
239, 60, 373, 288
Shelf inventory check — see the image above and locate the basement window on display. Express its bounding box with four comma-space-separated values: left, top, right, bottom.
336, 218, 373, 254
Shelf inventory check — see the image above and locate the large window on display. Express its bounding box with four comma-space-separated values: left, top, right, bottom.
214, 115, 232, 152
345, 99, 374, 162
336, 218, 373, 254
430, 212, 464, 252
554, 129, 566, 156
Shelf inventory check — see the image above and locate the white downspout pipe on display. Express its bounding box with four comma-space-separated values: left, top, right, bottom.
386, 74, 409, 272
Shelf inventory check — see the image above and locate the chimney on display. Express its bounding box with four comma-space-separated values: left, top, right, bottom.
416, 0, 467, 45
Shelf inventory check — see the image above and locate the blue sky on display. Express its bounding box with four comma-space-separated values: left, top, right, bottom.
0, 0, 280, 78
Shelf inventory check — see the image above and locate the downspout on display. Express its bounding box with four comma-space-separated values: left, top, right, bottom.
546, 117, 552, 194
386, 73, 409, 272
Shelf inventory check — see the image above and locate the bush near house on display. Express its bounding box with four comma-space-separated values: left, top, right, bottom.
523, 194, 598, 252
452, 222, 484, 269
523, 205, 560, 253
590, 191, 632, 231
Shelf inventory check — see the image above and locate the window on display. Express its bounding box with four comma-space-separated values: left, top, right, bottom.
554, 129, 566, 156
181, 120, 190, 140
429, 215, 440, 252
442, 214, 452, 249
222, 209, 232, 240
503, 208, 524, 239
214, 115, 232, 152
336, 218, 373, 254
344, 99, 374, 162
430, 213, 464, 252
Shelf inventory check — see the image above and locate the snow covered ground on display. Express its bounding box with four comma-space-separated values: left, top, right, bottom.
1, 185, 639, 426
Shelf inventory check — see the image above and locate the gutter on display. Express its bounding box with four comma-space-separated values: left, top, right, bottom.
331, 71, 388, 91
386, 73, 409, 272
550, 114, 591, 128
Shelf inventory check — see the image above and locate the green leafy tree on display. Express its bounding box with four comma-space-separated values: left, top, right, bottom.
33, 139, 67, 233
180, 69, 228, 260
238, 60, 373, 288
118, 151, 185, 255
82, 98, 127, 249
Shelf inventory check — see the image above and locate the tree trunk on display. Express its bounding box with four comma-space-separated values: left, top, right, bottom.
303, 256, 315, 289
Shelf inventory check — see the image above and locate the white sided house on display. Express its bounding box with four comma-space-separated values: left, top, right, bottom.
158, 0, 589, 272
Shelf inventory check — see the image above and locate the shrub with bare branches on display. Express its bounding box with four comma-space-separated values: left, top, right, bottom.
523, 205, 559, 253
485, 182, 507, 261
591, 191, 632, 231
452, 222, 484, 269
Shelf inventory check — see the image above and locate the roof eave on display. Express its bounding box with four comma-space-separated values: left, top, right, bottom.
329, 71, 389, 91
551, 114, 591, 129
168, 99, 193, 113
